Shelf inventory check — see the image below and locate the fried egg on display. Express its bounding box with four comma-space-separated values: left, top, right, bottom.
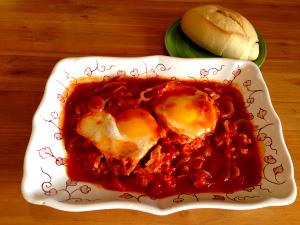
153, 86, 219, 139
76, 108, 160, 173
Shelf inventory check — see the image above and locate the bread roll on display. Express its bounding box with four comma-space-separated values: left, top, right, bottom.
181, 5, 259, 60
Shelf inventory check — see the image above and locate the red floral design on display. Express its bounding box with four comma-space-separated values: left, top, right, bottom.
199, 65, 224, 79
45, 188, 58, 196
264, 155, 277, 164
38, 147, 54, 159
54, 132, 63, 140
117, 70, 126, 76
118, 193, 147, 202
130, 69, 139, 77
264, 137, 273, 146
154, 63, 172, 73
80, 185, 91, 194
38, 147, 66, 166
273, 165, 284, 175
257, 108, 267, 119
232, 66, 241, 77
226, 194, 260, 202
257, 133, 267, 141
66, 179, 78, 187
243, 80, 251, 87
173, 197, 184, 203
200, 69, 209, 77
57, 94, 66, 103
212, 195, 225, 200
245, 186, 255, 192
83, 60, 115, 77
242, 78, 263, 108
248, 113, 254, 120
40, 168, 99, 202
55, 157, 66, 166
51, 111, 59, 119
247, 97, 254, 104
119, 193, 134, 199
42, 112, 61, 130
84, 67, 92, 76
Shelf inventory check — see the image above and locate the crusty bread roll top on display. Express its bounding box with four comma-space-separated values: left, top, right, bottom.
181, 5, 259, 60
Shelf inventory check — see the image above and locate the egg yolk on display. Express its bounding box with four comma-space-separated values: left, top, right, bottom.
116, 108, 158, 139
154, 91, 219, 138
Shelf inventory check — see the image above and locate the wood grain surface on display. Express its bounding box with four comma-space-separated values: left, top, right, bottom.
0, 0, 299, 224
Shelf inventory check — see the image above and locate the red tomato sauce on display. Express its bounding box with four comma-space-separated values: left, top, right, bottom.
61, 77, 262, 198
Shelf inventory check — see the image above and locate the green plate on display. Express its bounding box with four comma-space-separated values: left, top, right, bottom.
164, 19, 267, 67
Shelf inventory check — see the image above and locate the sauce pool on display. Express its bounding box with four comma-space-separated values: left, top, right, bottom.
61, 77, 262, 198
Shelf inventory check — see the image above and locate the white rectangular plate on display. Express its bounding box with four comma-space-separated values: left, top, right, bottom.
22, 56, 296, 215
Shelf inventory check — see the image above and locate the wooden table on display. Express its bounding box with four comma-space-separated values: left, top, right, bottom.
0, 0, 299, 224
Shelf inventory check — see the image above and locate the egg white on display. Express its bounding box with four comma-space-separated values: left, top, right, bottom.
76, 109, 160, 168
154, 91, 218, 139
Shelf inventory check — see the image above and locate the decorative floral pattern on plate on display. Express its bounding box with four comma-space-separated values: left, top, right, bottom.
22, 56, 296, 215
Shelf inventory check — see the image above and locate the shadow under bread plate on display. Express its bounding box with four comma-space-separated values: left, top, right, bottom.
164, 19, 267, 67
